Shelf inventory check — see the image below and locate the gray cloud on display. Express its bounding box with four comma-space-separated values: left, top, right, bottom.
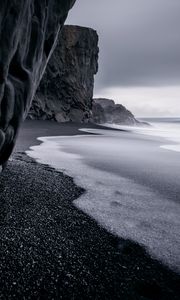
67, 0, 180, 90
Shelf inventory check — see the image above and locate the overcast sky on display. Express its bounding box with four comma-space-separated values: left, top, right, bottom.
67, 0, 180, 117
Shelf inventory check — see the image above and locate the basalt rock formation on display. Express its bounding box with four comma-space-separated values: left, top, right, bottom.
28, 25, 99, 122
0, 0, 75, 167
29, 26, 143, 126
92, 98, 141, 125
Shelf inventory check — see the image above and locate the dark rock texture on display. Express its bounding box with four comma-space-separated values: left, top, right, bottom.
92, 98, 141, 125
0, 152, 179, 299
28, 25, 99, 122
0, 0, 75, 166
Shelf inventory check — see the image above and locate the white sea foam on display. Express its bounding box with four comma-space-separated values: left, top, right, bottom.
26, 128, 180, 271
102, 120, 180, 153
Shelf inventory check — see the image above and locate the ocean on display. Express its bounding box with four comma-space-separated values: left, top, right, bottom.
26, 118, 180, 271
141, 118, 180, 152
103, 117, 180, 153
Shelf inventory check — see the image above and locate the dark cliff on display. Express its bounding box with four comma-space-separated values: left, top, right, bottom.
29, 26, 144, 126
0, 0, 75, 166
92, 98, 141, 125
28, 25, 99, 122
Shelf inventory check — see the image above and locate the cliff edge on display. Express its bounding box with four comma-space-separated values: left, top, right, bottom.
0, 0, 75, 166
29, 25, 146, 127
29, 25, 99, 122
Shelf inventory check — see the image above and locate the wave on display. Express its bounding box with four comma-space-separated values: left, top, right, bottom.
26, 128, 180, 271
140, 117, 180, 123
101, 120, 180, 153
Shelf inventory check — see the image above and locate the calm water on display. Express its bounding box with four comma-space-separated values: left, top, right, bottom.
139, 118, 180, 152
103, 117, 180, 152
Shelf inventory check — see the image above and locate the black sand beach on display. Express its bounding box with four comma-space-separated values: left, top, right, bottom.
0, 120, 179, 299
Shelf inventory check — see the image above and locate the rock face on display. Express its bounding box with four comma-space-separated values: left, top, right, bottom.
0, 0, 75, 166
92, 98, 140, 125
28, 27, 141, 126
28, 25, 99, 122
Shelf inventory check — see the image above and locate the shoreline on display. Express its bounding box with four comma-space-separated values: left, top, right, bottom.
26, 124, 180, 272
15, 120, 123, 153
0, 120, 179, 299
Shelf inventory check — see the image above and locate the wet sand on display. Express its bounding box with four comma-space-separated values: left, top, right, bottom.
0, 120, 179, 299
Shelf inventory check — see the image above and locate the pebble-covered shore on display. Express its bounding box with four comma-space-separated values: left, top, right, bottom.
0, 153, 179, 299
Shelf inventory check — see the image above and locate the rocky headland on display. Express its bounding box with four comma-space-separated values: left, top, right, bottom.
29, 25, 144, 126
92, 98, 141, 125
28, 25, 99, 122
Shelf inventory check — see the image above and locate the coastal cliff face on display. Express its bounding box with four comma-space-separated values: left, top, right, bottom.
0, 0, 75, 166
29, 25, 99, 122
92, 98, 140, 125
29, 26, 141, 126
